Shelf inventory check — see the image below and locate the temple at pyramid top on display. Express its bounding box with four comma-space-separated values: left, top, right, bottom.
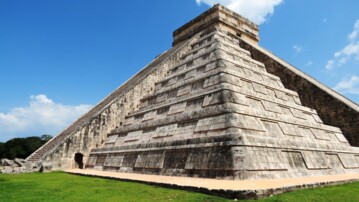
173, 4, 259, 46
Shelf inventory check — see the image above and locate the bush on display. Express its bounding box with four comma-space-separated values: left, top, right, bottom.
0, 135, 52, 159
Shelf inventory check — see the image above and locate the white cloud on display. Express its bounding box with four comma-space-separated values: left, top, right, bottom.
334, 42, 359, 65
326, 20, 359, 70
293, 45, 303, 53
333, 75, 359, 95
325, 59, 335, 70
0, 94, 92, 142
196, 0, 283, 25
306, 61, 313, 66
348, 20, 359, 42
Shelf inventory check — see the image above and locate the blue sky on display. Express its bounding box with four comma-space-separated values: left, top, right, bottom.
1, 0, 358, 142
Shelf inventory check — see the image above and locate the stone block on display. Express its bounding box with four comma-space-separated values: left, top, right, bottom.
177, 85, 192, 96
278, 123, 301, 137
142, 111, 157, 122
185, 147, 233, 170
124, 117, 134, 126
221, 74, 242, 86
334, 133, 349, 143
156, 106, 170, 119
86, 155, 97, 168
104, 135, 118, 146
121, 153, 138, 168
1, 166, 13, 174
338, 154, 359, 168
186, 98, 203, 111
326, 154, 343, 168
204, 75, 221, 88
153, 124, 177, 139
227, 91, 248, 106
156, 93, 168, 103
195, 115, 228, 132
262, 121, 283, 138
298, 127, 314, 138
203, 92, 223, 107
104, 154, 124, 167
252, 83, 267, 95
167, 77, 177, 86
204, 62, 217, 72
39, 161, 53, 173
301, 151, 328, 169
261, 100, 281, 113
163, 150, 188, 169
14, 158, 27, 167
282, 151, 306, 169
184, 70, 196, 80
310, 128, 331, 141
168, 102, 187, 115
233, 114, 264, 131
175, 121, 197, 137
1, 159, 16, 167
135, 151, 165, 169
312, 114, 323, 123
191, 79, 205, 91
124, 130, 142, 142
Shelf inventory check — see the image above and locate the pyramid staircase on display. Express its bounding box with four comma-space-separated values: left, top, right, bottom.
26, 44, 182, 162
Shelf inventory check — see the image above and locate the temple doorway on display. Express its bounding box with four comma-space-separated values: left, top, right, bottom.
74, 153, 84, 169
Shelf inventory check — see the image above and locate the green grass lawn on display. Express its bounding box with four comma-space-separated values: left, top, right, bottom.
0, 172, 358, 202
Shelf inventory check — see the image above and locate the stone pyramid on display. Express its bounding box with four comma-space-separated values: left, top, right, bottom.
27, 4, 359, 180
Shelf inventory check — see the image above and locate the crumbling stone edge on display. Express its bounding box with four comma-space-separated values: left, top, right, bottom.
65, 171, 359, 200
0, 158, 52, 174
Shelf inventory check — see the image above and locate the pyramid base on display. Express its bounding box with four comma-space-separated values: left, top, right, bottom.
86, 140, 359, 180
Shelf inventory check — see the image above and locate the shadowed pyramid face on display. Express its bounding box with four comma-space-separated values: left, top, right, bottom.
27, 4, 359, 180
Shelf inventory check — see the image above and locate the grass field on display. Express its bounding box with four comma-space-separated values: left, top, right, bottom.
0, 172, 358, 202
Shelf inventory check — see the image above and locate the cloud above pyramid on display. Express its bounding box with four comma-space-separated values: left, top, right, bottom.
0, 94, 92, 142
196, 0, 283, 24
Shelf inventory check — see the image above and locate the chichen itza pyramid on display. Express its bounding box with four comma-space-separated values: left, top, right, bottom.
27, 4, 359, 180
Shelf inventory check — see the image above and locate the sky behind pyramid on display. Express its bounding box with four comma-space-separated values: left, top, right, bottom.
1, 0, 359, 142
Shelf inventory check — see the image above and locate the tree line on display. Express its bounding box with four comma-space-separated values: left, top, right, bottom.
0, 135, 52, 159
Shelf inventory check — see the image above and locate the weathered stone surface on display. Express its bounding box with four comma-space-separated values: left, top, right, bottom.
1, 166, 13, 174
25, 4, 359, 180
0, 158, 38, 174
39, 161, 53, 173
238, 37, 359, 147
14, 158, 27, 166
1, 159, 16, 167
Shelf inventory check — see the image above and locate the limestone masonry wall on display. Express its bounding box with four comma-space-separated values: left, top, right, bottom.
239, 40, 359, 147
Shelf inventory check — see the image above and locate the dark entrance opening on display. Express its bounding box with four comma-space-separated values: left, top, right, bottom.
74, 153, 84, 169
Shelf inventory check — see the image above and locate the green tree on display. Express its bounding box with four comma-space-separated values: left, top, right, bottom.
40, 134, 53, 142
0, 142, 4, 159
0, 135, 52, 159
